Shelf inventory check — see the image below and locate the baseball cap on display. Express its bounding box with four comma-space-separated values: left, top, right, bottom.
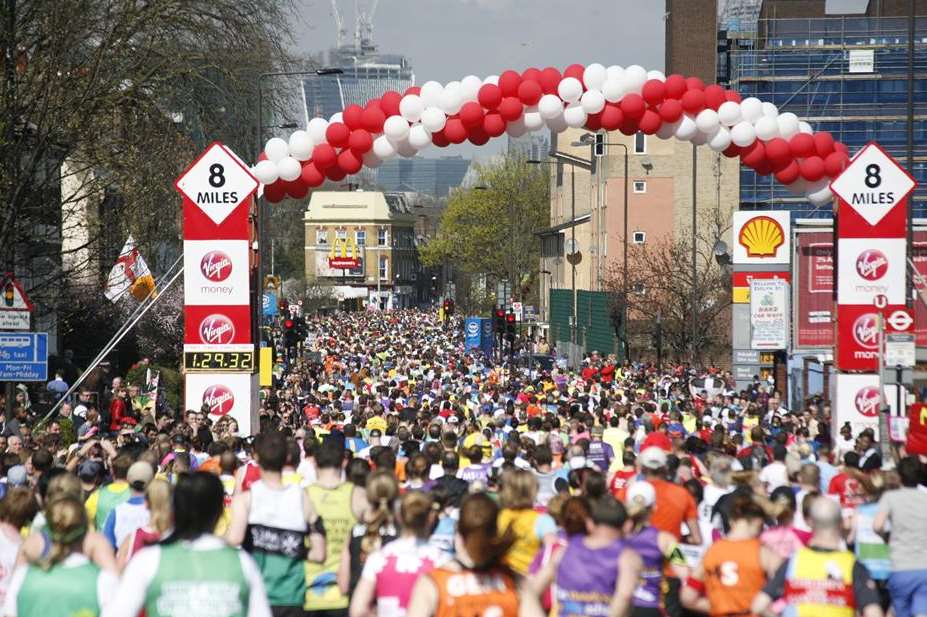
77, 460, 103, 481
625, 481, 656, 510
127, 461, 154, 490
6, 465, 27, 487
639, 447, 668, 470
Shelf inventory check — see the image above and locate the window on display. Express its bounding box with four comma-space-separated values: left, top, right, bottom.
316, 229, 328, 245
335, 229, 347, 240
379, 256, 388, 280
633, 180, 647, 193
633, 282, 646, 294
634, 132, 646, 154
632, 231, 646, 244
377, 227, 388, 246
355, 230, 366, 246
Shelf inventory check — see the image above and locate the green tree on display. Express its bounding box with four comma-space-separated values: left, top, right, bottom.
420, 154, 549, 307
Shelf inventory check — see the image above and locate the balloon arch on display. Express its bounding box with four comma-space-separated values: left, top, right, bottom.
253, 63, 849, 206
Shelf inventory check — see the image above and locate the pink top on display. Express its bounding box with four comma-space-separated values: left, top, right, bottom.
760, 525, 808, 559
361, 537, 449, 617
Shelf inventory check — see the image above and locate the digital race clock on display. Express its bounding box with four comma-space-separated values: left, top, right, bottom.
183, 351, 255, 372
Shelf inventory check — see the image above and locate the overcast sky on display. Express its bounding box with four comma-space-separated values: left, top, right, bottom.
290, 0, 667, 158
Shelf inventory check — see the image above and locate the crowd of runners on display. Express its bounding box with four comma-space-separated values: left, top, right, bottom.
0, 307, 925, 617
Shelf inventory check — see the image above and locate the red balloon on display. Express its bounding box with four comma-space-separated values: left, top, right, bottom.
348, 129, 373, 154
664, 74, 687, 99
459, 102, 484, 129
775, 160, 801, 185
658, 99, 683, 123
361, 107, 386, 133
765, 138, 791, 166
483, 112, 506, 137
325, 122, 350, 147
264, 181, 286, 203
825, 152, 849, 178
478, 84, 502, 110
642, 80, 666, 106
563, 63, 585, 83
639, 110, 662, 135
498, 70, 522, 97
725, 90, 742, 103
834, 142, 849, 156
681, 89, 706, 114
521, 67, 542, 83
342, 104, 364, 130
741, 141, 766, 168
685, 77, 705, 91
444, 118, 468, 144
285, 180, 309, 200
517, 80, 543, 106
704, 85, 726, 110
618, 117, 640, 136
620, 93, 645, 120
257, 151, 268, 162
585, 111, 603, 132
312, 144, 337, 170
431, 130, 450, 148
325, 166, 347, 182
813, 132, 835, 158
789, 133, 815, 158
365, 97, 381, 110
403, 86, 421, 96
800, 156, 826, 181
540, 67, 562, 95
754, 160, 773, 176
498, 97, 524, 122
600, 103, 624, 131
380, 91, 402, 117
722, 143, 741, 158
338, 149, 363, 175
301, 162, 325, 187
468, 127, 490, 146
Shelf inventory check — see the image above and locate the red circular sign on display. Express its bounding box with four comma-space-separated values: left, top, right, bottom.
202, 384, 235, 416
855, 249, 888, 281
198, 313, 236, 345
200, 250, 233, 283
852, 313, 880, 350
854, 386, 880, 417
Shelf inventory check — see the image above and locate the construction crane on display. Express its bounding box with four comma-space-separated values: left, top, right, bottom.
331, 0, 347, 48
355, 0, 379, 52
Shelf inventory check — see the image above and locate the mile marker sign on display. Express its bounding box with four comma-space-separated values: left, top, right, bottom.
831, 142, 915, 236
175, 142, 259, 226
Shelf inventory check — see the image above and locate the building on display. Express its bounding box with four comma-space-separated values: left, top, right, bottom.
666, 0, 721, 83
376, 156, 471, 197
304, 190, 420, 309
508, 133, 550, 162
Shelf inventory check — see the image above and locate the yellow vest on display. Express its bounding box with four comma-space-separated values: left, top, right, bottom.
497, 508, 541, 576
783, 548, 856, 617
305, 482, 356, 610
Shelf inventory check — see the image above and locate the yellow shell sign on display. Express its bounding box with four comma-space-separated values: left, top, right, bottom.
738, 215, 784, 258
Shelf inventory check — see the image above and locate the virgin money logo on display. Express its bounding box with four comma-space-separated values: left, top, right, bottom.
203, 384, 235, 416
199, 314, 235, 344
854, 386, 880, 417
852, 313, 880, 350
200, 250, 232, 282
856, 249, 888, 281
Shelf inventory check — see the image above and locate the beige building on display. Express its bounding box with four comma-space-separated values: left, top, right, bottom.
304, 190, 420, 309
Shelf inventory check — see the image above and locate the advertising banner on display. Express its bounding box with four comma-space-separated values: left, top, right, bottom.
914, 231, 927, 346
794, 231, 834, 349
184, 372, 257, 435
836, 238, 906, 305
750, 278, 788, 350
315, 251, 365, 278
183, 305, 252, 346
732, 211, 791, 265
464, 318, 482, 351
732, 271, 790, 304
183, 240, 250, 306
834, 373, 906, 439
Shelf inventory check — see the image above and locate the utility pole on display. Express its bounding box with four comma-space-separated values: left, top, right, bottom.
691, 144, 697, 364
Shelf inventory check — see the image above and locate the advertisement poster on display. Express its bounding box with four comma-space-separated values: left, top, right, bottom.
732, 211, 791, 265
834, 373, 906, 439
184, 372, 257, 436
914, 231, 927, 346
750, 278, 788, 350
794, 231, 834, 349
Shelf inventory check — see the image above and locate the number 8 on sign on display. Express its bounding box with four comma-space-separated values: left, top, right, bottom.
175, 143, 258, 226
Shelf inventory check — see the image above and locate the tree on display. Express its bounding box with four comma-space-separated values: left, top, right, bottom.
419, 153, 549, 306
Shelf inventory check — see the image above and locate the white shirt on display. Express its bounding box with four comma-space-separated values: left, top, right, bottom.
5, 553, 118, 617
759, 461, 789, 492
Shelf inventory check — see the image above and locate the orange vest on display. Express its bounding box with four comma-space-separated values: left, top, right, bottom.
702, 538, 766, 617
429, 566, 519, 617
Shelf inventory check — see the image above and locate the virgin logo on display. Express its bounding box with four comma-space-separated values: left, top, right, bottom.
200, 251, 232, 282
852, 313, 879, 350
854, 386, 880, 417
203, 385, 234, 416
199, 314, 235, 344
856, 249, 888, 281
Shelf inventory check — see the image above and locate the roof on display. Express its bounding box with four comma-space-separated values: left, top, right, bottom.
305, 191, 415, 224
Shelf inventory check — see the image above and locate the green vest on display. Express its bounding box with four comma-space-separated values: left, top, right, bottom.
17, 562, 100, 617
146, 542, 249, 617
94, 482, 131, 530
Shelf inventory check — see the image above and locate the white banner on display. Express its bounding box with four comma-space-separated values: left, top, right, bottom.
834, 373, 906, 440
183, 240, 250, 305
750, 278, 789, 349
837, 238, 906, 305
184, 372, 257, 436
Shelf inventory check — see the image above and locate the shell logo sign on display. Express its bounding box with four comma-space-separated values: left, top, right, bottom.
732, 211, 791, 265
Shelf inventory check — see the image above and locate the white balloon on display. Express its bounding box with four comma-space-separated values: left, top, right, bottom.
674, 114, 698, 141
785, 178, 808, 195
362, 150, 383, 169
408, 125, 433, 149
506, 116, 527, 137
420, 107, 447, 133
307, 118, 329, 143
277, 156, 301, 182
264, 137, 289, 162
383, 115, 410, 142
563, 103, 588, 128
602, 79, 624, 103
580, 90, 606, 115
483, 75, 499, 86
523, 107, 544, 131
444, 80, 461, 92
762, 101, 779, 118
396, 139, 418, 158
754, 116, 779, 141
740, 97, 763, 123
461, 75, 483, 102
798, 121, 814, 134
420, 81, 445, 107
287, 130, 314, 161
624, 65, 648, 92
583, 63, 608, 91
558, 77, 584, 103
807, 181, 834, 206
717, 101, 742, 126
545, 112, 567, 133
656, 120, 679, 140
646, 70, 667, 82
373, 135, 397, 159
708, 126, 732, 152
399, 95, 425, 122
730, 121, 756, 147
606, 65, 624, 82
439, 87, 463, 115
329, 112, 343, 124
691, 131, 709, 146
253, 160, 279, 185
695, 109, 720, 134
538, 94, 563, 119
777, 112, 800, 139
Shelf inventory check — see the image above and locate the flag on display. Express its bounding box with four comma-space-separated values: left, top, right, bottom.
105, 235, 156, 302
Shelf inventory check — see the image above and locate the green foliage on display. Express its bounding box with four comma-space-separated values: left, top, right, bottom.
126, 361, 182, 412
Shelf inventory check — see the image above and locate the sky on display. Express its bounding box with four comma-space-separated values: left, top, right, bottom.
289, 0, 667, 159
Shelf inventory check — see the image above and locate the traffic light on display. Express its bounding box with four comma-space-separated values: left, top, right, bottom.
283, 318, 297, 349
493, 306, 505, 334
442, 298, 455, 317
505, 311, 516, 343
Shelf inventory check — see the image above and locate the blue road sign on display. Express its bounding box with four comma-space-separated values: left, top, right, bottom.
263, 292, 278, 317
0, 332, 48, 382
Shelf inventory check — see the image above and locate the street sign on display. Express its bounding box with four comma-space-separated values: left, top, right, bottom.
887, 307, 914, 332
175, 142, 259, 226
512, 302, 523, 322
885, 333, 916, 367
831, 142, 916, 228
0, 313, 29, 331
0, 274, 33, 331
262, 292, 278, 317
0, 332, 48, 381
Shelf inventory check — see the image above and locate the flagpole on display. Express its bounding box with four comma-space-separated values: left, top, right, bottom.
36, 257, 184, 428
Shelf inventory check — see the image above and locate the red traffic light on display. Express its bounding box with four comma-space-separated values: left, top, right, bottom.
284, 319, 294, 329
505, 313, 516, 323
495, 309, 505, 318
